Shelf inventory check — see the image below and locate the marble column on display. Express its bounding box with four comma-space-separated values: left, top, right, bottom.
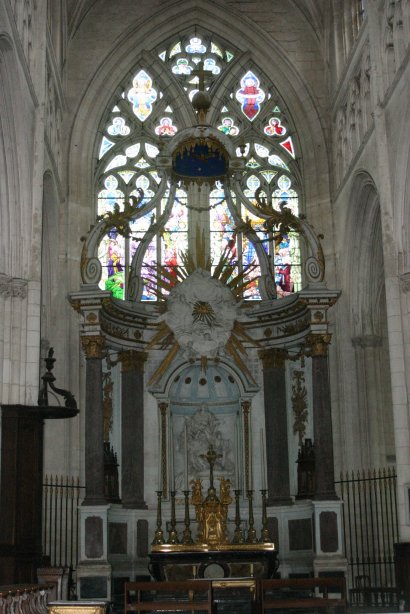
119, 350, 147, 509
259, 348, 292, 505
307, 334, 337, 500
81, 335, 106, 505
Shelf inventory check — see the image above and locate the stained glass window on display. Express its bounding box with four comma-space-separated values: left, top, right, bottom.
96, 31, 302, 302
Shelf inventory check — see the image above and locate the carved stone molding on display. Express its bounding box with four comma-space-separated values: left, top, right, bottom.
0, 274, 28, 299
259, 348, 287, 369
119, 349, 147, 372
352, 334, 382, 349
399, 272, 410, 293
306, 333, 332, 357
81, 335, 106, 359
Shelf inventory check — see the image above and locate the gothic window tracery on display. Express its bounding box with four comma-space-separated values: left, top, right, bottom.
95, 30, 302, 301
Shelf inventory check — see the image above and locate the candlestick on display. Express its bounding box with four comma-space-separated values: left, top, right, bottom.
151, 491, 165, 545
246, 490, 258, 544
232, 489, 244, 544
260, 489, 271, 543
261, 428, 266, 490
184, 424, 188, 490
167, 490, 179, 544
182, 490, 193, 544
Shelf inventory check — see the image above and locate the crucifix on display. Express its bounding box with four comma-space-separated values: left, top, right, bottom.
200, 445, 222, 490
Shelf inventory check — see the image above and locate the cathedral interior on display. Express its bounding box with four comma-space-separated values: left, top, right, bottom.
0, 0, 410, 609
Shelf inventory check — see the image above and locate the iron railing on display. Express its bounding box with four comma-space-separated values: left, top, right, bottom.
42, 475, 85, 569
335, 467, 398, 605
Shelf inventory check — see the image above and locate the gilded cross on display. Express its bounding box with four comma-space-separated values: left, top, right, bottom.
200, 445, 222, 489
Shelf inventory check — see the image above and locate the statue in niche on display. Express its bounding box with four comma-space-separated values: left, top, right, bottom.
183, 405, 234, 476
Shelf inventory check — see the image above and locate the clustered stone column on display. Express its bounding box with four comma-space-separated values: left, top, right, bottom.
81, 334, 106, 505
259, 348, 292, 505
307, 334, 337, 500
119, 349, 147, 509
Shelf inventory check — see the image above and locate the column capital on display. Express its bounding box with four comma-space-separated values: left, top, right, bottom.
81, 335, 106, 359
306, 333, 332, 357
119, 349, 147, 372
159, 401, 168, 415
241, 399, 251, 414
259, 347, 288, 369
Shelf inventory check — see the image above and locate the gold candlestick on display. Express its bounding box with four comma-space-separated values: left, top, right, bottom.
232, 489, 245, 544
167, 490, 179, 544
260, 489, 271, 543
152, 491, 165, 545
246, 490, 258, 543
182, 490, 194, 544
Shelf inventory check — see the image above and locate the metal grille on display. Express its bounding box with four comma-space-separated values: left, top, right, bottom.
42, 475, 84, 569
335, 468, 398, 596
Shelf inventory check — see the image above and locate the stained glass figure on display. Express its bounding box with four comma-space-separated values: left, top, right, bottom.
218, 117, 239, 136
210, 189, 236, 266
155, 117, 178, 136
235, 71, 265, 121
264, 117, 286, 137
127, 70, 157, 122
186, 37, 206, 53
279, 136, 295, 158
172, 58, 193, 75
107, 116, 130, 136
99, 231, 125, 299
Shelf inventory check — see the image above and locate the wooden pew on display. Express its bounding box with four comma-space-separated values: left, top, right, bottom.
259, 577, 347, 612
124, 580, 213, 614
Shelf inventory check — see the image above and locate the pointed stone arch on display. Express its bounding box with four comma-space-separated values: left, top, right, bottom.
344, 170, 394, 467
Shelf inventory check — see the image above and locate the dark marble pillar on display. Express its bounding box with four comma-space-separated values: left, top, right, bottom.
81, 335, 107, 505
308, 334, 337, 500
259, 349, 292, 505
120, 350, 147, 509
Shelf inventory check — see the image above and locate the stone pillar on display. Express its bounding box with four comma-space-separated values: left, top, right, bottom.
81, 335, 106, 505
119, 350, 147, 509
259, 348, 292, 505
352, 334, 385, 467
307, 334, 337, 500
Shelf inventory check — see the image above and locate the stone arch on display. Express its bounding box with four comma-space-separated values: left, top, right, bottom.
344, 170, 394, 467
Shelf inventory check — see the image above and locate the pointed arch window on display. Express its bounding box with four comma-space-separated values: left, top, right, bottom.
95, 30, 302, 301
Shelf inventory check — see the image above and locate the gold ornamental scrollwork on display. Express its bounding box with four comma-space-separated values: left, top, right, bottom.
259, 348, 287, 369
81, 335, 106, 359
306, 333, 332, 357
119, 349, 147, 373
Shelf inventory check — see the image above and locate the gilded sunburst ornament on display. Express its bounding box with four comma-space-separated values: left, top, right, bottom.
146, 230, 259, 384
